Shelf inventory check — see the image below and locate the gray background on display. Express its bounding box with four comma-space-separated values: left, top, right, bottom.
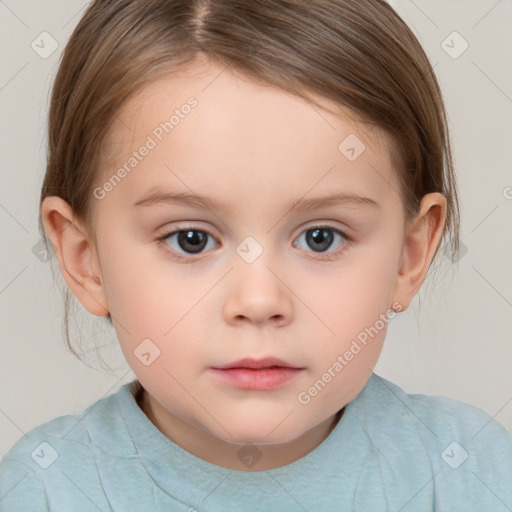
1, 0, 511, 458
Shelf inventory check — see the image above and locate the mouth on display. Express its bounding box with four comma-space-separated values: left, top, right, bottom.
210, 357, 305, 390
212, 357, 302, 370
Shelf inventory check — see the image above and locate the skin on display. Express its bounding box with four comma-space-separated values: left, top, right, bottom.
42, 56, 446, 471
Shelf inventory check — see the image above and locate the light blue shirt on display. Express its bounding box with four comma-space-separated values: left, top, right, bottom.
1, 373, 512, 511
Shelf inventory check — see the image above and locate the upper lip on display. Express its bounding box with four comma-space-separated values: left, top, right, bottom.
213, 357, 302, 370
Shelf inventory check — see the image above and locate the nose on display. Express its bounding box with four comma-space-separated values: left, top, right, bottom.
222, 255, 294, 328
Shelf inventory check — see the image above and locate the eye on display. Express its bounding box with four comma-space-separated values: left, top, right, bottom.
293, 225, 350, 257
157, 227, 217, 259
156, 223, 351, 262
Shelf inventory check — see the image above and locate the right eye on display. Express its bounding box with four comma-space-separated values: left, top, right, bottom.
157, 227, 218, 260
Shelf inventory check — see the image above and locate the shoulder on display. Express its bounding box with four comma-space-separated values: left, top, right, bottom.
0, 457, 48, 511
365, 373, 512, 448
367, 373, 511, 436
358, 373, 512, 506
373, 374, 512, 445
0, 381, 139, 511
1, 380, 137, 463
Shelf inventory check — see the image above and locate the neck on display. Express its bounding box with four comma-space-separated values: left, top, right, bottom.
134, 383, 344, 471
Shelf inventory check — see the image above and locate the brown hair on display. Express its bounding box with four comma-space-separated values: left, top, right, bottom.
40, 0, 460, 360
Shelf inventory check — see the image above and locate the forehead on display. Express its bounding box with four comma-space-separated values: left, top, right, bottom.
97, 58, 401, 212
105, 57, 391, 153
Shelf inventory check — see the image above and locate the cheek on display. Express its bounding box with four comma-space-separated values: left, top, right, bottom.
311, 253, 398, 334
99, 240, 215, 368
300, 271, 392, 413
97, 231, 182, 330
302, 250, 398, 381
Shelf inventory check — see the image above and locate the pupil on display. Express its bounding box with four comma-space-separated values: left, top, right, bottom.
308, 228, 333, 252
178, 230, 207, 253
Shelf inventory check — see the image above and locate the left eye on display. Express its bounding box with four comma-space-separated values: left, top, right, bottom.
293, 226, 347, 254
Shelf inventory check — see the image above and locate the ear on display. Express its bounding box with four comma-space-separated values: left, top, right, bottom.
391, 192, 447, 311
41, 196, 109, 317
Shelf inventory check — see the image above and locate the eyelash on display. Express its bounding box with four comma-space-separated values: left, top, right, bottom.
155, 223, 352, 262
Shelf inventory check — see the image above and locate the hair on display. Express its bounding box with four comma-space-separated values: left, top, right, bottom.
39, 0, 460, 361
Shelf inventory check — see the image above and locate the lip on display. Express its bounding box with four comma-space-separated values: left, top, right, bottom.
212, 357, 301, 370
210, 357, 304, 390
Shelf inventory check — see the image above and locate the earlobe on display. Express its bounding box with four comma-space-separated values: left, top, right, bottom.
41, 196, 109, 317
391, 192, 447, 311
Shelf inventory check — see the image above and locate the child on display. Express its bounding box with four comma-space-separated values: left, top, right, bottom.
1, 0, 511, 510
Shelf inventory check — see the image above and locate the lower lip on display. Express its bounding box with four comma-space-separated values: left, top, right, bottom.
210, 367, 303, 390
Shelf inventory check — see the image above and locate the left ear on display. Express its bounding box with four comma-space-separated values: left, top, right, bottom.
391, 192, 447, 311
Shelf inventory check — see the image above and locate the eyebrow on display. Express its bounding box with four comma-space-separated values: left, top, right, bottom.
133, 189, 381, 214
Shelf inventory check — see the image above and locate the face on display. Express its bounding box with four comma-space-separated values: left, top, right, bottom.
88, 56, 408, 463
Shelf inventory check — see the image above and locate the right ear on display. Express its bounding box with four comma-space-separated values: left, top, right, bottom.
41, 196, 109, 317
